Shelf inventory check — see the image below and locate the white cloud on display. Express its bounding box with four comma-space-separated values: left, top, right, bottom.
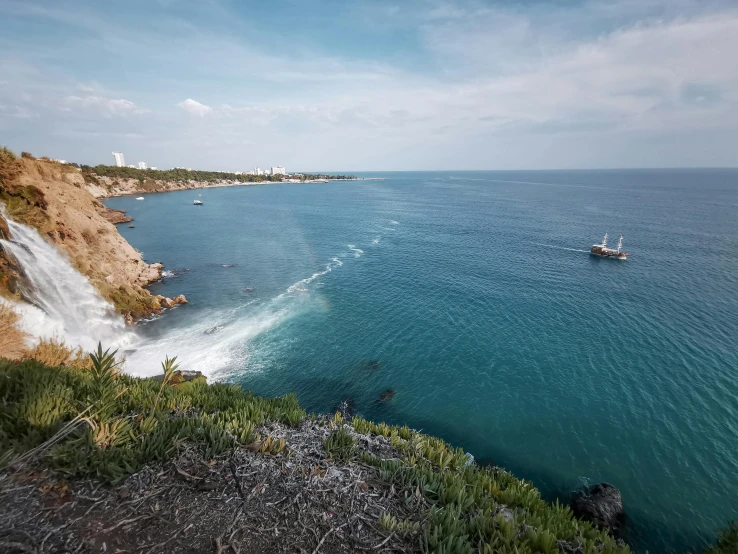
62, 95, 139, 116
177, 98, 213, 117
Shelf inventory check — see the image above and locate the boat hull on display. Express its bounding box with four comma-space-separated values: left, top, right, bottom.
590, 247, 628, 259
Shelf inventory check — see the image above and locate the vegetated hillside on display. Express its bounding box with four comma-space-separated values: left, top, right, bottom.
79, 165, 356, 198
0, 349, 634, 554
0, 148, 180, 320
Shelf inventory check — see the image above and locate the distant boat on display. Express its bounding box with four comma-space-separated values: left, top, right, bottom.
591, 233, 628, 260
136, 197, 144, 200
194, 199, 203, 205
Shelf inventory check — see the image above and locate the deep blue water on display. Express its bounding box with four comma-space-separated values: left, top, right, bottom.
105, 170, 738, 554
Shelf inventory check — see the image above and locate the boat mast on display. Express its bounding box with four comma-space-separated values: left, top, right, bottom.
617, 234, 623, 253
602, 233, 608, 247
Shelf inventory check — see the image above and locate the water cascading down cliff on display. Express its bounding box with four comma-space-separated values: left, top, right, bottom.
0, 208, 134, 352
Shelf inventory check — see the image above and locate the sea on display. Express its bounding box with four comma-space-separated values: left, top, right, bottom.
103, 169, 738, 554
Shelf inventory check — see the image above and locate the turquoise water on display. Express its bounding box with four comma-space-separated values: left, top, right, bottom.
106, 170, 738, 553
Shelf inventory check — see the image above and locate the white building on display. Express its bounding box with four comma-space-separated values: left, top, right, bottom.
150, 166, 158, 170
271, 166, 286, 176
138, 161, 147, 170
112, 152, 125, 167
253, 167, 263, 176
127, 164, 136, 169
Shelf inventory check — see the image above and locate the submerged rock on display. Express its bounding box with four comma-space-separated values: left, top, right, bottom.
152, 370, 206, 385
570, 483, 625, 534
366, 360, 381, 371
378, 389, 395, 403
333, 397, 355, 419
204, 325, 224, 335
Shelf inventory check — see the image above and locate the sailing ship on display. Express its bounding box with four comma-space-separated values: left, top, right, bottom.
193, 199, 203, 205
590, 233, 628, 259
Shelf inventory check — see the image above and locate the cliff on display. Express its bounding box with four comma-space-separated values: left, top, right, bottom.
82, 173, 260, 198
0, 353, 633, 554
0, 149, 183, 321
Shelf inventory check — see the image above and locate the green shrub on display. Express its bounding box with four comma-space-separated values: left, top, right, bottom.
705, 522, 738, 554
0, 346, 305, 481
324, 426, 356, 463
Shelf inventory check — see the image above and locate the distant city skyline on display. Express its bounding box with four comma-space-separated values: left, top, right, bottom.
108, 152, 287, 174
2, 0, 738, 170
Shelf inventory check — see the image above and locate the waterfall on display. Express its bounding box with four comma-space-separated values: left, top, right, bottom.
0, 208, 134, 352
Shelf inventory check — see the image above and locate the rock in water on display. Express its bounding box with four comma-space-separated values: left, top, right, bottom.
570, 483, 625, 534
333, 397, 355, 419
378, 389, 395, 403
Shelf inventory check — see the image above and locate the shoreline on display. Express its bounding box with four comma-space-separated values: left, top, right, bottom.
95, 176, 386, 199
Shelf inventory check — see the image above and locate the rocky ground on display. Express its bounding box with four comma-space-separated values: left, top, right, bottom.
0, 420, 423, 554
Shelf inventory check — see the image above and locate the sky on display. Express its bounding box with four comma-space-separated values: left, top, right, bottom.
1, 0, 737, 171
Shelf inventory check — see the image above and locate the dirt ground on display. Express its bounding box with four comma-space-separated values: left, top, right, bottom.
0, 420, 425, 554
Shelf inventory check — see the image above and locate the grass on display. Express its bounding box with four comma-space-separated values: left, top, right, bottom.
0, 346, 304, 480
324, 425, 356, 462
0, 303, 28, 359
25, 338, 93, 369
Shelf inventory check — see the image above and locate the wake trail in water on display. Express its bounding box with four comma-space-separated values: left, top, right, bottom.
535, 243, 590, 253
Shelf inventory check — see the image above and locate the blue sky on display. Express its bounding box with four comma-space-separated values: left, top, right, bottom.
1, 0, 737, 171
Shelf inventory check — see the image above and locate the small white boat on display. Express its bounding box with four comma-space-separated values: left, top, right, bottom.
136, 197, 144, 200
194, 199, 203, 205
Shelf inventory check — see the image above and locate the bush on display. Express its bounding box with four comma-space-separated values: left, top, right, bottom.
0, 303, 28, 359
324, 426, 356, 463
0, 347, 305, 481
25, 338, 92, 369
705, 522, 738, 554
0, 145, 21, 186
21, 152, 35, 159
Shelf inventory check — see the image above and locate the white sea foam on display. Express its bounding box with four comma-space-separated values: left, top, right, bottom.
286, 257, 343, 294
122, 298, 303, 379
372, 237, 380, 244
390, 220, 399, 225
161, 270, 174, 278
128, 253, 352, 379
347, 244, 364, 258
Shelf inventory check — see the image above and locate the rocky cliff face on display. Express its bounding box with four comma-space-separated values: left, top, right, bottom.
82, 174, 257, 199
0, 152, 184, 321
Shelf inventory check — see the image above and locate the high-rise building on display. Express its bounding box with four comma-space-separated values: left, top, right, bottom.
271, 166, 286, 176
138, 161, 147, 170
253, 167, 263, 176
112, 152, 125, 167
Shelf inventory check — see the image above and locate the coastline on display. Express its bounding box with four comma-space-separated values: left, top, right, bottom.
94, 176, 386, 199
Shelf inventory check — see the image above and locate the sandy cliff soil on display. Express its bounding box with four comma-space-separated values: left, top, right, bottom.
0, 154, 185, 321
83, 174, 259, 198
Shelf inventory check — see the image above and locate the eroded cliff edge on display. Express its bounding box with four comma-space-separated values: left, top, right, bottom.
0, 148, 183, 321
